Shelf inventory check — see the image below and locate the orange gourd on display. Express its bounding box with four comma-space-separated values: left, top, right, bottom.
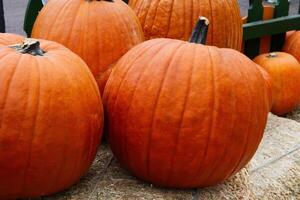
129, 0, 242, 51
254, 52, 300, 116
32, 0, 144, 94
0, 34, 103, 199
103, 18, 270, 188
283, 31, 300, 62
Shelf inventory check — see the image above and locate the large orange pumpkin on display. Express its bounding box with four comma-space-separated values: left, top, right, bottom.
0, 34, 103, 199
32, 0, 144, 94
103, 18, 270, 188
283, 31, 300, 62
128, 0, 242, 51
254, 52, 300, 116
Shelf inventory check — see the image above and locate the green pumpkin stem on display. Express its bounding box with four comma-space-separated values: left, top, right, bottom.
10, 39, 45, 56
189, 16, 209, 45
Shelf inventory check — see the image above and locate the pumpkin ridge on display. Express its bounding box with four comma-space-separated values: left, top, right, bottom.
123, 45, 171, 172
61, 52, 101, 102
180, 0, 186, 39
123, 41, 175, 173
145, 42, 186, 180
194, 46, 217, 184
228, 53, 256, 176
65, 1, 83, 50
189, 0, 194, 40
117, 40, 178, 174
166, 43, 196, 185
41, 56, 75, 193
241, 62, 268, 173
105, 42, 154, 112
108, 41, 169, 169
148, 0, 162, 38
207, 0, 214, 45
0, 53, 22, 130
165, 0, 175, 38
286, 33, 298, 53
200, 48, 234, 184
113, 4, 134, 51
21, 56, 40, 196
43, 0, 71, 39
111, 41, 167, 116
231, 0, 242, 50
137, 0, 151, 26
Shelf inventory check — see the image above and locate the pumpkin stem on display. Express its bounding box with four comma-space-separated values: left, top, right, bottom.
189, 16, 209, 45
10, 39, 45, 56
267, 52, 278, 58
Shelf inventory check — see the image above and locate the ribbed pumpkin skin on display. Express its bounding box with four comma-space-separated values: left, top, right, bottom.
0, 35, 103, 199
254, 52, 300, 116
0, 33, 24, 45
128, 0, 242, 51
103, 39, 270, 188
32, 0, 144, 94
283, 31, 300, 62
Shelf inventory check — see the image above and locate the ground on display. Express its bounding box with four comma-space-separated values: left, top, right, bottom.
2, 0, 300, 35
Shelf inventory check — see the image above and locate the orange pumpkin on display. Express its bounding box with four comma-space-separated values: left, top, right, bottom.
32, 0, 144, 94
286, 30, 296, 40
0, 34, 103, 199
254, 52, 300, 116
103, 18, 270, 188
283, 31, 300, 62
129, 0, 242, 51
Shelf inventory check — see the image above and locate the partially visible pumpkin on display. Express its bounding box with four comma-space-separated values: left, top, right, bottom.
283, 31, 300, 62
254, 52, 300, 116
0, 34, 103, 199
255, 65, 273, 109
128, 0, 242, 51
103, 17, 270, 188
286, 30, 296, 40
32, 0, 144, 94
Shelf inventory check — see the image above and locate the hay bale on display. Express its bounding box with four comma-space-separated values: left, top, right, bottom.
44, 114, 300, 200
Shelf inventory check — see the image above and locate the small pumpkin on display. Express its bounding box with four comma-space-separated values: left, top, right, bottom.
283, 31, 300, 63
128, 0, 242, 51
254, 52, 300, 116
32, 0, 144, 94
103, 17, 270, 188
0, 34, 103, 199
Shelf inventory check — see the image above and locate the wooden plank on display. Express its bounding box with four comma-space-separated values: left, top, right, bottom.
260, 4, 275, 54
244, 0, 264, 58
243, 15, 300, 40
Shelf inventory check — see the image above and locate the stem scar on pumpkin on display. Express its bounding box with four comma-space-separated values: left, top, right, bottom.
189, 16, 210, 45
87, 0, 114, 2
267, 52, 278, 58
9, 39, 45, 56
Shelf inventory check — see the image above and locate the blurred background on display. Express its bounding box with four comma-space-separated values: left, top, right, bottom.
2, 0, 299, 36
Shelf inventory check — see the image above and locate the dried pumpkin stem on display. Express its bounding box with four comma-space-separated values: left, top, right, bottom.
267, 52, 278, 58
10, 39, 45, 56
189, 16, 209, 45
